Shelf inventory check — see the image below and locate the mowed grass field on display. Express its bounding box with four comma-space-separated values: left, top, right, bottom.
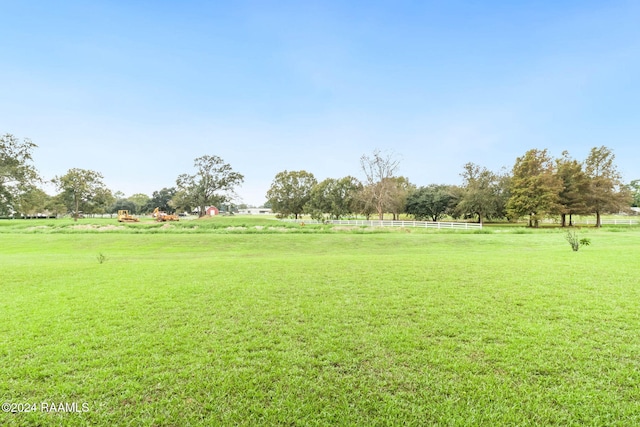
1, 218, 639, 426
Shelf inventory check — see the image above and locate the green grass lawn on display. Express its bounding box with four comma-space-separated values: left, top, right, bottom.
1, 220, 639, 425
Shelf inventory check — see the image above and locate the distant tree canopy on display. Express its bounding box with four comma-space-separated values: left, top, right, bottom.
555, 151, 590, 226
583, 146, 630, 227
385, 176, 414, 221
175, 155, 244, 217
53, 168, 109, 221
262, 146, 632, 226
266, 170, 317, 219
127, 193, 151, 214
110, 198, 137, 215
90, 187, 116, 216
630, 180, 640, 208
502, 146, 631, 227
17, 186, 50, 217
456, 163, 507, 224
2, 131, 635, 226
307, 176, 362, 220
406, 184, 456, 222
0, 134, 40, 216
145, 187, 176, 213
507, 149, 562, 227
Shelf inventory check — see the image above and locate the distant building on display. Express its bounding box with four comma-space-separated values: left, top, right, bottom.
191, 206, 219, 216
237, 208, 273, 215
21, 211, 58, 219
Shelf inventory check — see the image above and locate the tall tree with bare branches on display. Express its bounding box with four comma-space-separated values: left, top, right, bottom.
359, 149, 401, 220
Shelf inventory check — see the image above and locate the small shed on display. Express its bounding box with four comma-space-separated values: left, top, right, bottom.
206, 206, 219, 216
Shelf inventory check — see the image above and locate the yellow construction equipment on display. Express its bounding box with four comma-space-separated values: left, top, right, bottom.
117, 210, 139, 223
152, 207, 179, 222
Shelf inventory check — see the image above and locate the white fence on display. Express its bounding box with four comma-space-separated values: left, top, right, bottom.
575, 219, 638, 225
280, 219, 482, 229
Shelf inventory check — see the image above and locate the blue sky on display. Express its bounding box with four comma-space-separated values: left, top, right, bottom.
2, 1, 638, 206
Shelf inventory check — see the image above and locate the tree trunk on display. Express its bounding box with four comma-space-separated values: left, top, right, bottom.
596, 211, 601, 228
529, 214, 539, 228
74, 194, 79, 222
569, 213, 573, 227
561, 214, 566, 227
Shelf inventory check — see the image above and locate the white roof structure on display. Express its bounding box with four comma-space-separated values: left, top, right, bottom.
237, 208, 272, 215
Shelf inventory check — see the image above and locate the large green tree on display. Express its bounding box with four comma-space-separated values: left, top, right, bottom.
110, 198, 137, 215
53, 168, 109, 221
405, 184, 456, 221
17, 186, 50, 217
506, 149, 562, 227
456, 163, 506, 224
89, 187, 116, 216
583, 146, 630, 227
0, 134, 40, 216
145, 187, 177, 213
555, 151, 590, 227
127, 193, 151, 214
307, 176, 362, 221
386, 176, 415, 220
266, 170, 317, 219
353, 184, 377, 219
176, 155, 244, 217
630, 179, 640, 208
45, 194, 68, 218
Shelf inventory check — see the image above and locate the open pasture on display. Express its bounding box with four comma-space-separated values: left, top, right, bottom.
1, 221, 639, 425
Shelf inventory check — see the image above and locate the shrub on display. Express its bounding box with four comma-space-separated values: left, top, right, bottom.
565, 230, 591, 251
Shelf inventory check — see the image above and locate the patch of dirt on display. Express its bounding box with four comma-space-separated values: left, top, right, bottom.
69, 224, 95, 230
68, 224, 125, 231
99, 225, 125, 231
268, 227, 293, 232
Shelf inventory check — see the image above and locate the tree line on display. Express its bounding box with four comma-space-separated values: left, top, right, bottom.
266, 147, 634, 228
1, 134, 244, 221
1, 132, 636, 227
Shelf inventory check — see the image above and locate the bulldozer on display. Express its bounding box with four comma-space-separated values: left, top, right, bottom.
117, 210, 139, 223
152, 207, 179, 222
